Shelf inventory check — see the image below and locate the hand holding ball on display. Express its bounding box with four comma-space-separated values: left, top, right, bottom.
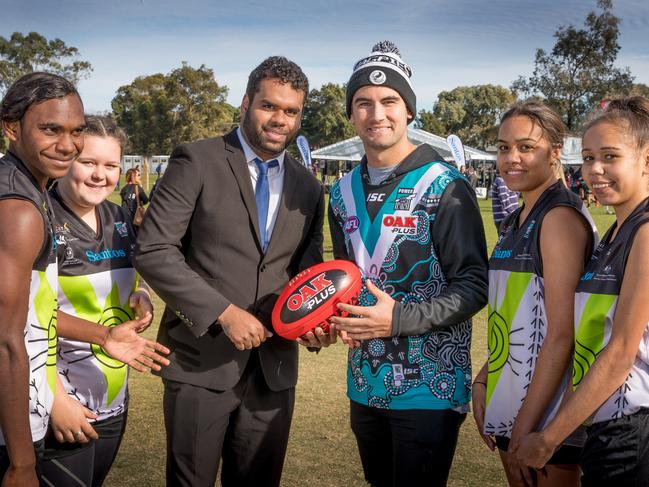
271, 260, 362, 340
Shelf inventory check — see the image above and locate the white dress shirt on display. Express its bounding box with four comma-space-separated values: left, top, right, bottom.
236, 128, 285, 244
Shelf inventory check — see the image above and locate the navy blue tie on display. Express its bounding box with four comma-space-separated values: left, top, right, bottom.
254, 158, 279, 251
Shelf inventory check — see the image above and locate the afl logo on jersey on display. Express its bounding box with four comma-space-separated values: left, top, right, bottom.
115, 222, 129, 238
369, 70, 387, 85
344, 216, 360, 233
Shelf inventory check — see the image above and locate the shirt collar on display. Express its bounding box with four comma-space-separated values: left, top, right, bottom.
236, 127, 285, 169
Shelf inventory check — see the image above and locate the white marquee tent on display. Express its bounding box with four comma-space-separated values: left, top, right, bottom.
561, 136, 583, 165
311, 128, 496, 164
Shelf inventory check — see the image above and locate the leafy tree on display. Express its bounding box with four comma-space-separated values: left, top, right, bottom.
512, 0, 633, 130
111, 74, 173, 155
112, 63, 235, 155
430, 85, 516, 149
629, 83, 649, 98
0, 32, 92, 94
301, 83, 355, 148
416, 109, 444, 136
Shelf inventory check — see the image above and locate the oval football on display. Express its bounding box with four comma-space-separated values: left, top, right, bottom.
272, 260, 362, 340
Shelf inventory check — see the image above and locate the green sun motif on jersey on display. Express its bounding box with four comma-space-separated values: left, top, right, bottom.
486, 271, 532, 404
59, 275, 135, 405
34, 269, 58, 394
573, 293, 617, 389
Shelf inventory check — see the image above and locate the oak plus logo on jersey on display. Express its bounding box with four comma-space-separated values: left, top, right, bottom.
287, 273, 336, 312
344, 216, 360, 233
383, 214, 418, 235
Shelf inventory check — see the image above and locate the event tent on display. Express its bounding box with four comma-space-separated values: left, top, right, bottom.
561, 136, 583, 165
311, 128, 496, 164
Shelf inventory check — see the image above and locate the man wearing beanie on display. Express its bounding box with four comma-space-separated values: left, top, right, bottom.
329, 41, 488, 486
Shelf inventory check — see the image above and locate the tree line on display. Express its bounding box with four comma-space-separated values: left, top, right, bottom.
1, 0, 647, 155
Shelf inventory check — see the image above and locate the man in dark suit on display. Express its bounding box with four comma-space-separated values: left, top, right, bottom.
134, 57, 335, 487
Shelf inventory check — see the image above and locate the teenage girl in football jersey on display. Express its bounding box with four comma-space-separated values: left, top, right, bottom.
516, 97, 649, 486
472, 100, 596, 487
40, 116, 154, 487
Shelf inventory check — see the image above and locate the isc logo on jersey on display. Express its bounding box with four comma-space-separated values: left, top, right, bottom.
286, 273, 336, 312
367, 193, 385, 202
383, 215, 418, 235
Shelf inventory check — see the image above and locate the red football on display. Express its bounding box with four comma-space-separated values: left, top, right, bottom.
272, 260, 362, 340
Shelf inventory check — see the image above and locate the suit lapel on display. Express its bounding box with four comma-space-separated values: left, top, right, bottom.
265, 156, 298, 256
223, 130, 262, 246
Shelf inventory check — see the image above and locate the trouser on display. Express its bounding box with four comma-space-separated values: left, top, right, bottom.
163, 350, 295, 487
350, 400, 466, 487
40, 411, 127, 487
580, 407, 649, 487
0, 438, 44, 482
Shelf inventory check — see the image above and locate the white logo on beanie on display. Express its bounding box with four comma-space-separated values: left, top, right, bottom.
369, 70, 387, 85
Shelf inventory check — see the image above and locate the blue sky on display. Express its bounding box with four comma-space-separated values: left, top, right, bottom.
5, 0, 649, 114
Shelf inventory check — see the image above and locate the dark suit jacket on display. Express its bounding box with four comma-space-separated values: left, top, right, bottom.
134, 129, 324, 392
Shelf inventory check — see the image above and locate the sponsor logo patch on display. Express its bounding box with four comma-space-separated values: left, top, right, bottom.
86, 249, 127, 263
115, 222, 129, 237
394, 188, 415, 211
492, 249, 513, 259
344, 216, 360, 233
383, 215, 417, 235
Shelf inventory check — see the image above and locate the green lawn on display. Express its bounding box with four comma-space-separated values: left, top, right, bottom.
104, 194, 616, 486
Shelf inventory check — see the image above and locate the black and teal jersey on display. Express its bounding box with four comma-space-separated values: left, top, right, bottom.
50, 187, 138, 421
484, 181, 596, 440
0, 152, 58, 444
573, 197, 649, 425
329, 144, 488, 411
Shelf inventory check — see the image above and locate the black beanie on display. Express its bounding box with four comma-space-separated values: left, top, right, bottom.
346, 41, 416, 124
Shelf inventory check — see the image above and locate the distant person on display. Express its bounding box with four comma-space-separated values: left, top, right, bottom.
155, 161, 162, 178
491, 170, 519, 232
149, 171, 162, 201
466, 165, 478, 189
120, 167, 148, 227
569, 167, 580, 195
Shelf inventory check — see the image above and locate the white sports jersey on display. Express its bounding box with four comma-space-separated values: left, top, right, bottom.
51, 189, 138, 421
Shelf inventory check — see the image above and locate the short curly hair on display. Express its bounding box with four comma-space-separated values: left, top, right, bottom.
246, 56, 309, 103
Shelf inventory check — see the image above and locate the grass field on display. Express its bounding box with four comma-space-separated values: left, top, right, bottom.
103, 188, 616, 486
